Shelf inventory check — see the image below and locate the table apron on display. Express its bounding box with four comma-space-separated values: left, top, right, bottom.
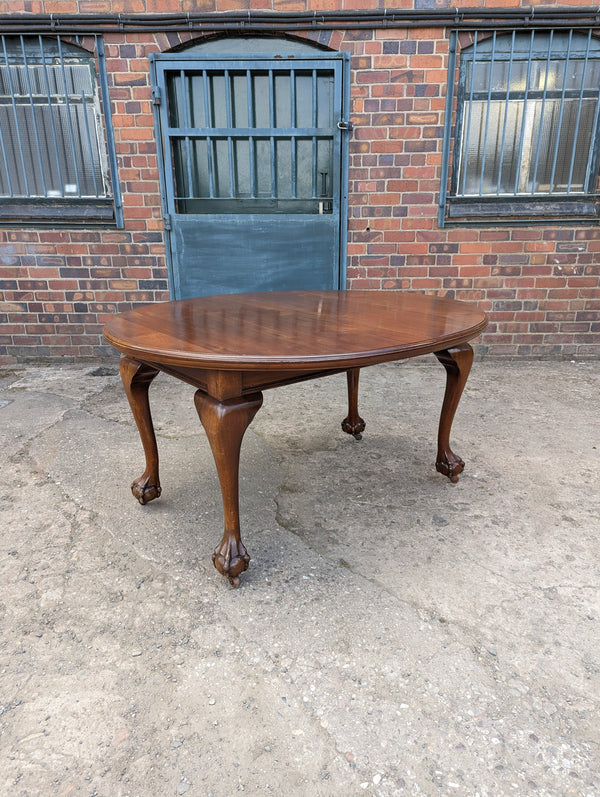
133, 341, 475, 401
136, 360, 351, 399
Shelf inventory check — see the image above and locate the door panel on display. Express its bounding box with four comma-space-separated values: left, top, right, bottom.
153, 54, 348, 298
173, 214, 337, 297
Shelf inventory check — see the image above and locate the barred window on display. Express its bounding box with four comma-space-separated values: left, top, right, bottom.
0, 35, 121, 226
441, 29, 600, 224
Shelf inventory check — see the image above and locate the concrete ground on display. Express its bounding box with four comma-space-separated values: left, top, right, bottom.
0, 357, 598, 797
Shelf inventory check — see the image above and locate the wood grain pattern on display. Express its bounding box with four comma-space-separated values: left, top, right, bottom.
104, 290, 488, 370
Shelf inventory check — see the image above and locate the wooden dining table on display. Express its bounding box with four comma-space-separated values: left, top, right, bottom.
104, 290, 488, 587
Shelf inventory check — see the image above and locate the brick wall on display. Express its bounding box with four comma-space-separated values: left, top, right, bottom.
344, 24, 600, 359
0, 30, 173, 363
1, 0, 599, 362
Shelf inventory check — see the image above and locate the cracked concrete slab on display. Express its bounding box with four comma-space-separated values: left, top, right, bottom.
0, 359, 599, 796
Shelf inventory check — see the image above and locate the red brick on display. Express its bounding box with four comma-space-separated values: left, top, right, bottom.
0, 22, 596, 362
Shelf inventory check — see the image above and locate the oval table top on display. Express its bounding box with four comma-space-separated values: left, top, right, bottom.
103, 290, 488, 371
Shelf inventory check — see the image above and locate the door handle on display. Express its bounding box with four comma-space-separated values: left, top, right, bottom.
337, 120, 354, 132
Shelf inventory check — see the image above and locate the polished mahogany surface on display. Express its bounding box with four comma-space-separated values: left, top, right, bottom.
104, 290, 488, 370
106, 290, 487, 587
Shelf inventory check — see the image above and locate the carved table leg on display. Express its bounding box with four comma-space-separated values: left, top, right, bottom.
434, 344, 474, 484
120, 357, 162, 504
341, 367, 366, 440
194, 390, 263, 587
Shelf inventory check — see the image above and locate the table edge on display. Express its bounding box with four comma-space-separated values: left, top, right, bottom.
103, 316, 488, 372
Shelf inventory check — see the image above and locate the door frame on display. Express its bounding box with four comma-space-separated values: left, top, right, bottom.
150, 45, 351, 297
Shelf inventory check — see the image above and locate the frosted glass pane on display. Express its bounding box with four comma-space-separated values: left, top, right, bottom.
460, 102, 521, 194
460, 38, 600, 197
532, 100, 595, 192
0, 102, 103, 197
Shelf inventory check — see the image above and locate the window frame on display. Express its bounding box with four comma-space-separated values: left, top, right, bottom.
0, 34, 122, 228
440, 28, 600, 226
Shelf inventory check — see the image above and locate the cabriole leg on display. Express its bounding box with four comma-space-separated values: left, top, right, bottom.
434, 344, 474, 484
194, 390, 263, 588
120, 357, 162, 504
341, 367, 366, 440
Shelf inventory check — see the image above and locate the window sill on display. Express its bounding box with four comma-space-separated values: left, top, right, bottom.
445, 196, 600, 225
0, 198, 117, 227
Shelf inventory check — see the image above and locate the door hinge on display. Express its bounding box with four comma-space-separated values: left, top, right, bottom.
163, 213, 172, 231
152, 85, 162, 106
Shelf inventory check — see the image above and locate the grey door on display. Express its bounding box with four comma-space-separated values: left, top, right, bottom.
152, 50, 349, 298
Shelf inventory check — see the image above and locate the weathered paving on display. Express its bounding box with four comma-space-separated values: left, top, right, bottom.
1, 359, 599, 796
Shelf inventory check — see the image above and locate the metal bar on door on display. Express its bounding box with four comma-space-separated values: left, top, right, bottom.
291, 69, 297, 198
312, 69, 318, 199
246, 69, 256, 198
224, 69, 235, 197
178, 69, 195, 198
202, 69, 216, 198
269, 68, 276, 198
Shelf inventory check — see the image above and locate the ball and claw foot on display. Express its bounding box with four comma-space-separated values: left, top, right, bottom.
341, 418, 366, 441
131, 475, 162, 505
213, 537, 250, 588
435, 451, 465, 484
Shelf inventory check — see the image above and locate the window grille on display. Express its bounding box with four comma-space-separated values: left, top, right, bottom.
0, 35, 121, 225
163, 64, 336, 215
441, 29, 600, 224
